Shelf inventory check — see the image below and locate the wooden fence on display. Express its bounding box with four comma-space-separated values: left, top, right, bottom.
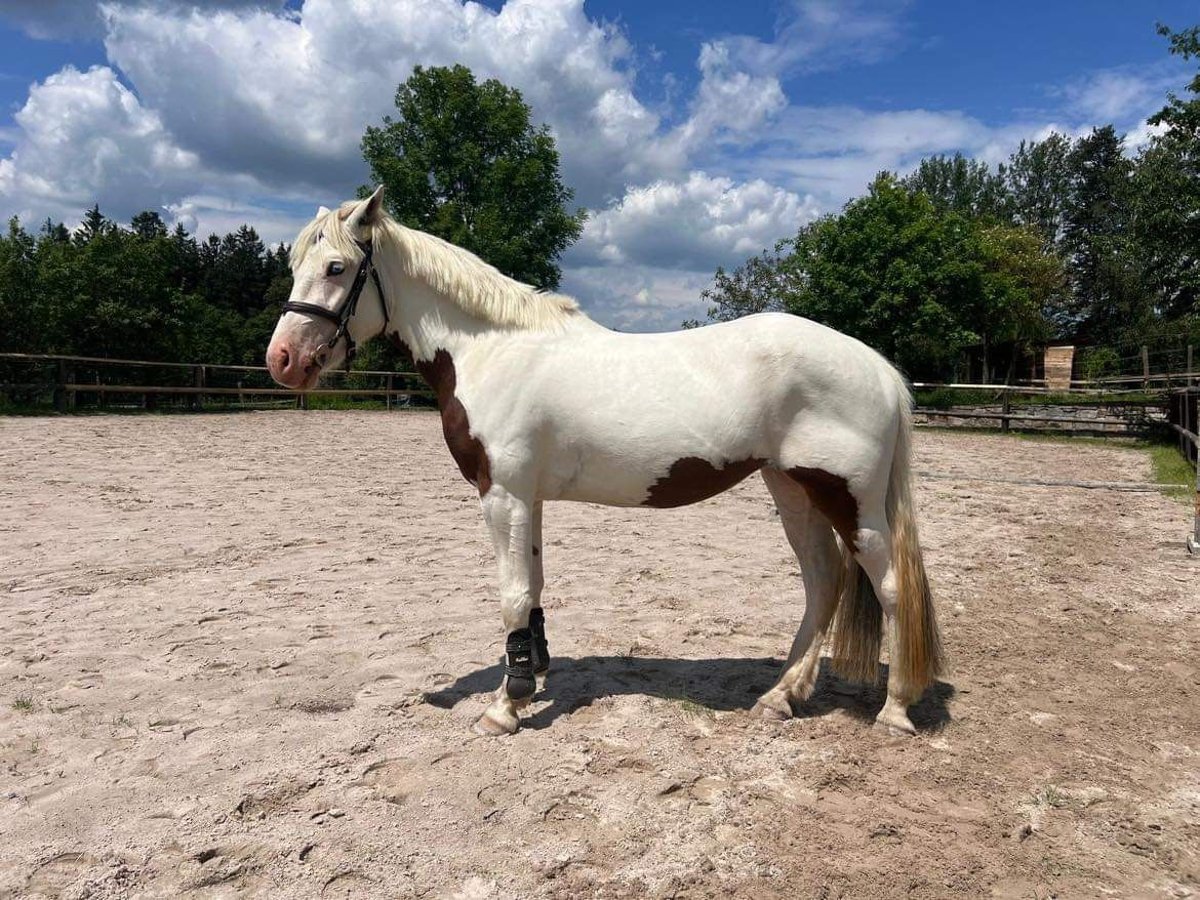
0, 352, 434, 411
909, 382, 1163, 436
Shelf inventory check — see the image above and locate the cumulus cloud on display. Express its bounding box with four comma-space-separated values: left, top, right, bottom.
572, 172, 818, 269
0, 65, 202, 225
561, 264, 715, 332
101, 0, 656, 204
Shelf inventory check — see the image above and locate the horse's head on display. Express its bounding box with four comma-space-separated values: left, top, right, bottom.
266, 186, 390, 389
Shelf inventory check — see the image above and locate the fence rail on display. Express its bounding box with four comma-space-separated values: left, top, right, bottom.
0, 351, 433, 411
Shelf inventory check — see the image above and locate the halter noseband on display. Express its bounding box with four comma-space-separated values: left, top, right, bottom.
280, 238, 389, 373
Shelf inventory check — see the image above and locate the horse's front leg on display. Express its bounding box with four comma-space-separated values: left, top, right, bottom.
474, 486, 538, 736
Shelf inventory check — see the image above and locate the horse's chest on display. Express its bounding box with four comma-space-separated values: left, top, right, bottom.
412, 346, 492, 495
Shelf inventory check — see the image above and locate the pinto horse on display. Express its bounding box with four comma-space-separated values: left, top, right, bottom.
266, 187, 943, 737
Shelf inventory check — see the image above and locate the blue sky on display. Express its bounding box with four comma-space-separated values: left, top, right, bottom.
0, 1, 1194, 329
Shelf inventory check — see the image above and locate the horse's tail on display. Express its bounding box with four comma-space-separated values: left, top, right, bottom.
883, 375, 943, 697
829, 368, 943, 697
828, 546, 883, 684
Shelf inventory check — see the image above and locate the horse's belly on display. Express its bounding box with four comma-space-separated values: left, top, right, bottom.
540, 440, 768, 508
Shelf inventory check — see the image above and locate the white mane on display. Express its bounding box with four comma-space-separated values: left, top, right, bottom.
292, 203, 584, 332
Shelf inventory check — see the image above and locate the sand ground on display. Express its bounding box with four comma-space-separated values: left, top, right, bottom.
1, 411, 1197, 899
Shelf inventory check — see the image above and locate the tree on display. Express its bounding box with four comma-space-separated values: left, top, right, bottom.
975, 224, 1065, 377
1131, 24, 1200, 328
361, 64, 585, 291
685, 248, 794, 327
1001, 133, 1073, 252
902, 153, 1010, 220
1061, 126, 1148, 344
76, 204, 112, 244
131, 210, 168, 240
782, 175, 983, 379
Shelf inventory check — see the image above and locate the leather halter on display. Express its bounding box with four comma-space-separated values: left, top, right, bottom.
280, 238, 389, 373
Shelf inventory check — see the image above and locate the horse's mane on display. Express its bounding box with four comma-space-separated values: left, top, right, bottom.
291, 203, 583, 331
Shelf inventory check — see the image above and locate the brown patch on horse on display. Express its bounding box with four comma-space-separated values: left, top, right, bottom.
785, 466, 859, 547
643, 456, 766, 508
390, 333, 492, 496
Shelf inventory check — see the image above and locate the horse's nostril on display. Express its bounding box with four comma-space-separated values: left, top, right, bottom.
278, 347, 291, 370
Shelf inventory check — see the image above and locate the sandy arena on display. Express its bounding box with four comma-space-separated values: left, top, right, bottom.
1, 411, 1198, 899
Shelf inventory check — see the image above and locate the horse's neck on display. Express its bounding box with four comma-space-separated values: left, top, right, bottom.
388, 285, 466, 358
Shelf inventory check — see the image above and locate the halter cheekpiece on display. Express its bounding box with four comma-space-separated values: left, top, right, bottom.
280, 238, 389, 373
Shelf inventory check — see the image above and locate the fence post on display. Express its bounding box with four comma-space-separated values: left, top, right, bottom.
298, 393, 308, 411
54, 359, 68, 412
1141, 345, 1150, 389
1189, 445, 1199, 555
386, 374, 393, 411
190, 365, 204, 411
1001, 390, 1011, 433
1188, 345, 1194, 388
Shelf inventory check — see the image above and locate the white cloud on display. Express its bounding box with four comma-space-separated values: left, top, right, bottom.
1058, 65, 1177, 125
101, 0, 656, 204
572, 172, 817, 269
562, 263, 715, 332
718, 0, 909, 77
0, 65, 203, 226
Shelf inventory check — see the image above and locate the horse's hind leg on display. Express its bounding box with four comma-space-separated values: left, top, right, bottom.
852, 514, 916, 736
753, 468, 843, 720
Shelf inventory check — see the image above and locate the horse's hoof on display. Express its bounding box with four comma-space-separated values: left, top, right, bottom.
473, 708, 518, 736
873, 714, 916, 737
752, 693, 793, 721
874, 696, 916, 736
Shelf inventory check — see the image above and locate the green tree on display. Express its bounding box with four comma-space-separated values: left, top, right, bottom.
902, 153, 1010, 220
130, 210, 168, 240
1062, 126, 1148, 344
361, 64, 585, 291
1131, 24, 1200, 330
783, 175, 982, 379
975, 224, 1065, 378
1001, 133, 1073, 252
684, 248, 793, 328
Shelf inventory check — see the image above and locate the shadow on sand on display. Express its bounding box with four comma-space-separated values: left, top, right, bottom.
423, 655, 954, 733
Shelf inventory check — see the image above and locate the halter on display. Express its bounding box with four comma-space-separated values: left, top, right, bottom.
280, 238, 389, 373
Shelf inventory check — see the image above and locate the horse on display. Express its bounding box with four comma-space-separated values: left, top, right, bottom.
266, 187, 943, 737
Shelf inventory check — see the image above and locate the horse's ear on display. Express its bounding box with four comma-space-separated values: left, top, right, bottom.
317, 205, 332, 217
362, 185, 385, 223
346, 185, 386, 230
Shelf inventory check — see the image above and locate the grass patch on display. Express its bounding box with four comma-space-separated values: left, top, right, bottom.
12, 694, 35, 713
1031, 785, 1069, 809
1147, 443, 1194, 502
662, 690, 715, 720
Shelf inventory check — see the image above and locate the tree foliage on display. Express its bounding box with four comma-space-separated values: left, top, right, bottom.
361, 64, 585, 292
0, 210, 291, 365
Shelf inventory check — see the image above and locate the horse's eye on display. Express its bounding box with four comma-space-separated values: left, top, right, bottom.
326, 261, 345, 276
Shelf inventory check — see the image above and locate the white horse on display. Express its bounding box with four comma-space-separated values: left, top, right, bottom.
266, 188, 943, 737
